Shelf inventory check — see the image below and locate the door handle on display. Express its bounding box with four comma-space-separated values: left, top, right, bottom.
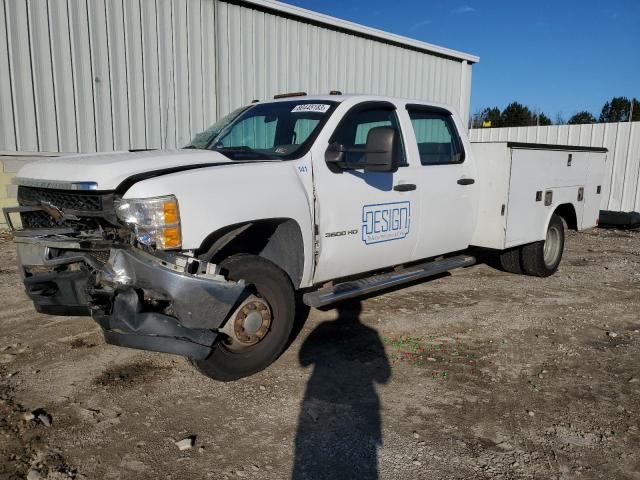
393, 183, 417, 192
457, 178, 475, 185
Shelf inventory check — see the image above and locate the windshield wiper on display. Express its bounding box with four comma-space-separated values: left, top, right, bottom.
213, 146, 280, 160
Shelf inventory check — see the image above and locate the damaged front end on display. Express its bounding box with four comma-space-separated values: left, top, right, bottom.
4, 185, 246, 359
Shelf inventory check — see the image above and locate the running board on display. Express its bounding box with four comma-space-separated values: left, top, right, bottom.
303, 254, 476, 308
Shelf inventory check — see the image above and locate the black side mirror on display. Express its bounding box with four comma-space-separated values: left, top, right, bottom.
364, 127, 399, 173
325, 142, 347, 164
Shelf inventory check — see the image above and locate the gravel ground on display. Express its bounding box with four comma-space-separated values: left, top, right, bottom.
0, 227, 639, 480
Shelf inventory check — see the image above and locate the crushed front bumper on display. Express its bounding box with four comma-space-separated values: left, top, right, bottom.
15, 238, 246, 359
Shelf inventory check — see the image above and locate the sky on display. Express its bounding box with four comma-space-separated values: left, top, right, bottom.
286, 0, 640, 120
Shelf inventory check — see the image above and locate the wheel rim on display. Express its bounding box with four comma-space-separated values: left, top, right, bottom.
220, 294, 272, 351
543, 224, 562, 267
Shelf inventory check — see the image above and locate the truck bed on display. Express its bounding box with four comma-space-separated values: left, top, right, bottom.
469, 142, 607, 250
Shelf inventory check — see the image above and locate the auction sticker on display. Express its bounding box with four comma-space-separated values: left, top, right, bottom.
291, 104, 330, 113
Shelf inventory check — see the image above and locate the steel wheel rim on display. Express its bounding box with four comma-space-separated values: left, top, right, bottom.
543, 225, 561, 267
220, 294, 272, 351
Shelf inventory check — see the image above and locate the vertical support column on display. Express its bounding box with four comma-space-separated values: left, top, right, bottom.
459, 60, 469, 128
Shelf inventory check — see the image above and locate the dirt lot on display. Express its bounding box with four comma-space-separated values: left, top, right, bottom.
1, 228, 639, 480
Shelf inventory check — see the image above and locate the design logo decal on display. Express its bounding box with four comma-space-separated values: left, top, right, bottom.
362, 201, 410, 245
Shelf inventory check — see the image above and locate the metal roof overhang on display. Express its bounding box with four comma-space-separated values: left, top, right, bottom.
227, 0, 480, 64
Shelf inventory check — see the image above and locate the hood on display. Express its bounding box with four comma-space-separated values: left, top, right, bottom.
14, 149, 236, 191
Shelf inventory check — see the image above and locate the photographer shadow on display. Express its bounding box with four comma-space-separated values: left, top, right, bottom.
292, 301, 391, 480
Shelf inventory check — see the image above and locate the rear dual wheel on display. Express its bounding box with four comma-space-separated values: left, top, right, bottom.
191, 254, 295, 381
498, 214, 565, 277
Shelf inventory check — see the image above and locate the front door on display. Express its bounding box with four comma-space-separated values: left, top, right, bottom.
312, 101, 420, 283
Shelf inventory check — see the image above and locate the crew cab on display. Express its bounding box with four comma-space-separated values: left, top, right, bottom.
3, 93, 607, 381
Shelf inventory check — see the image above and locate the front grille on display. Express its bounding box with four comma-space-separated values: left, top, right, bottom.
20, 210, 102, 231
18, 186, 103, 211
16, 186, 118, 231
88, 250, 111, 264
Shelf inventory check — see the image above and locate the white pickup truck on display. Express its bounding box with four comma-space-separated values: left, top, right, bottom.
3, 93, 607, 381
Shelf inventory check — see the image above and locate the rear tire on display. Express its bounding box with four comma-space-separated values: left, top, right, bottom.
521, 214, 565, 277
191, 254, 295, 381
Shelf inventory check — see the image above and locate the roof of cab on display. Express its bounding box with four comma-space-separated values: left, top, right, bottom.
263, 93, 458, 113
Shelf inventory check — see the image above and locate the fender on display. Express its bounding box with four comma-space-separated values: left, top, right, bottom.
197, 218, 305, 288
545, 203, 578, 238
122, 160, 315, 287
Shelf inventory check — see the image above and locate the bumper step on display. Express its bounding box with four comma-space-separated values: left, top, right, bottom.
303, 254, 476, 308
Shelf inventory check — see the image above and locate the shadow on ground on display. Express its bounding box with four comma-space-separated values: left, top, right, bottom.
292, 301, 391, 480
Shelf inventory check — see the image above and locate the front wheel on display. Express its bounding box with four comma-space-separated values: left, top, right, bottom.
521, 214, 565, 277
191, 254, 295, 381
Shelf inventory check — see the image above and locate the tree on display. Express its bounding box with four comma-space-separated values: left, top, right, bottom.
537, 112, 552, 126
501, 102, 535, 127
472, 103, 553, 128
568, 111, 597, 125
599, 97, 640, 122
472, 107, 502, 128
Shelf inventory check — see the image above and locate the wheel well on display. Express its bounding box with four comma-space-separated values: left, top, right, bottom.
554, 203, 578, 230
197, 218, 305, 288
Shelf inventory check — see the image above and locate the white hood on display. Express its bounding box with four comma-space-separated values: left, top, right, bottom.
15, 149, 235, 191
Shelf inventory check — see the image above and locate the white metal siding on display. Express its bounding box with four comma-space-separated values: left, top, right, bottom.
470, 122, 640, 213
0, 1, 16, 152
215, 2, 472, 120
0, 0, 474, 154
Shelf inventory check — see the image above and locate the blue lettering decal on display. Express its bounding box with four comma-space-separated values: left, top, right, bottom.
363, 211, 374, 235
361, 201, 411, 245
381, 209, 389, 232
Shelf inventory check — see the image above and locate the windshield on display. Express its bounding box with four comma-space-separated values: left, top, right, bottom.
187, 100, 337, 160
184, 106, 249, 149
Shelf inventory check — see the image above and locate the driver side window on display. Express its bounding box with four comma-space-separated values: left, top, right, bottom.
330, 106, 407, 167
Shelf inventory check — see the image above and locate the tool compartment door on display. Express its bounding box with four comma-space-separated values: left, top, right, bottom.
505, 147, 589, 248
582, 151, 607, 229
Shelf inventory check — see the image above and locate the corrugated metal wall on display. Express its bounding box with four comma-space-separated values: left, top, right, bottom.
0, 0, 218, 153
470, 122, 640, 213
0, 0, 473, 154
214, 2, 472, 125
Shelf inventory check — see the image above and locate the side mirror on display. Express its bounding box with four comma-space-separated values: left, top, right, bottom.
364, 127, 399, 173
325, 142, 347, 164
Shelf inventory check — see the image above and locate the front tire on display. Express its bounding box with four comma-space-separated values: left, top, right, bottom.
521, 214, 565, 277
192, 254, 295, 381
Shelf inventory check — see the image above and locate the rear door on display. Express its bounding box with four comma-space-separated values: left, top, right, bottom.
311, 100, 421, 283
402, 104, 477, 259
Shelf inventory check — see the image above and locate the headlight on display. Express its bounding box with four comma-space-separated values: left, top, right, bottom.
116, 195, 182, 249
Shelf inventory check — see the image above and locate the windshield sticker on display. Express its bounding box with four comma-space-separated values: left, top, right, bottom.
291, 104, 331, 113
362, 201, 411, 245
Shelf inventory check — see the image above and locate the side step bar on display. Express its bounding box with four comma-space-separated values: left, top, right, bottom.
303, 254, 476, 308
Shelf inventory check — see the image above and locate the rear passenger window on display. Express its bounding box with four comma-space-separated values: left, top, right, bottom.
407, 109, 464, 165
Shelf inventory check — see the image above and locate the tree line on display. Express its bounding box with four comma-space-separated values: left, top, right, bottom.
472, 96, 640, 128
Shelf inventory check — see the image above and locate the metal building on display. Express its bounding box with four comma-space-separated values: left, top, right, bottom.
0, 0, 478, 155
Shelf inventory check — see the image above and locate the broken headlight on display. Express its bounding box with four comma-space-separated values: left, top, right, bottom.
116, 195, 182, 249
